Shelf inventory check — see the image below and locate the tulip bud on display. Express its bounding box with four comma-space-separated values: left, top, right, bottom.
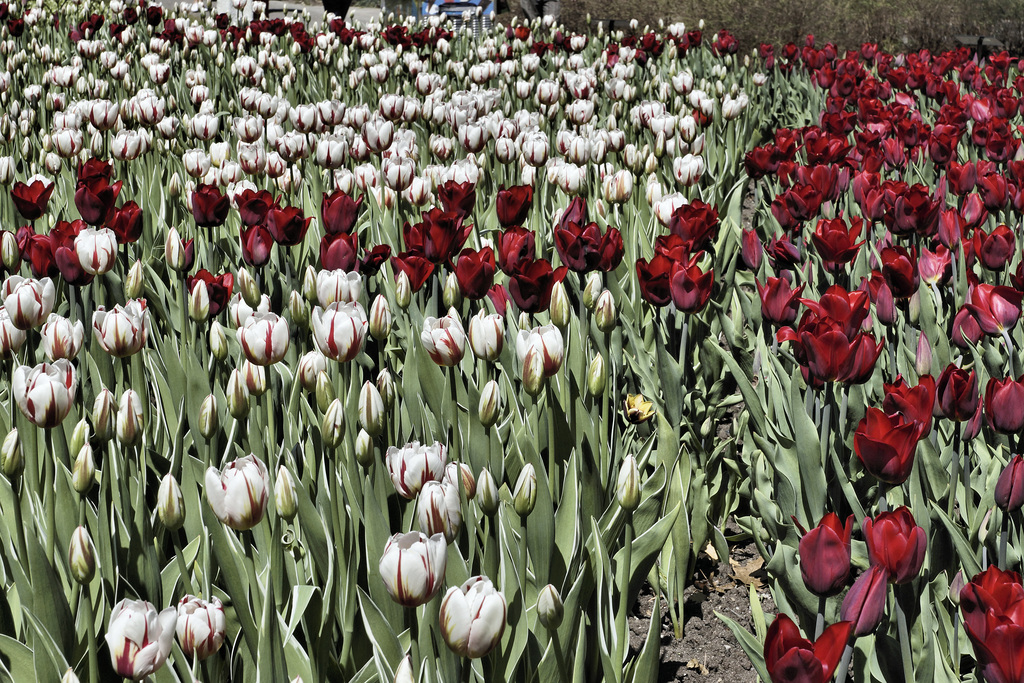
1, 428, 22, 479
289, 291, 309, 330
165, 227, 191, 272
537, 584, 564, 629
587, 355, 607, 396
322, 398, 345, 448
616, 455, 641, 511
468, 311, 504, 362
359, 381, 385, 436
369, 295, 392, 340
125, 261, 144, 300
238, 269, 262, 308
61, 669, 81, 683
908, 290, 920, 324
377, 369, 396, 410
116, 390, 144, 446
72, 444, 96, 494
2, 231, 19, 272
583, 273, 602, 310
69, 526, 96, 584
477, 468, 499, 515
92, 389, 115, 442
443, 272, 462, 310
275, 466, 298, 521
356, 429, 375, 468
513, 464, 537, 516
522, 346, 546, 397
840, 565, 888, 636
227, 369, 251, 419
394, 656, 414, 683
315, 371, 335, 413
478, 380, 501, 428
210, 321, 228, 361
198, 394, 219, 439
549, 281, 571, 328
395, 271, 412, 309
70, 418, 90, 456
594, 290, 617, 332
189, 280, 211, 323
915, 332, 932, 377
157, 474, 185, 529
996, 455, 1024, 511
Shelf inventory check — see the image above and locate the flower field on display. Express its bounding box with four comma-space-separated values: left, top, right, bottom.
0, 1, 1022, 681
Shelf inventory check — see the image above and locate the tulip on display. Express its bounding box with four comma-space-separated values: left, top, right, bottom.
507, 258, 567, 314
321, 399, 346, 449
959, 567, 1024, 683
763, 614, 851, 683
92, 300, 149, 357
157, 474, 185, 530
12, 360, 77, 428
321, 191, 363, 234
422, 309, 467, 367
756, 278, 803, 326
191, 183, 230, 227
439, 576, 507, 658
985, 376, 1024, 434
624, 394, 655, 424
316, 269, 362, 307
996, 456, 1024, 511
616, 455, 641, 511
454, 247, 496, 300
477, 469, 500, 516
537, 584, 564, 629
312, 302, 368, 362
937, 364, 980, 422
864, 507, 926, 584
205, 454, 270, 530
496, 185, 533, 227
74, 227, 118, 275
513, 464, 537, 516
368, 295, 392, 341
68, 526, 96, 584
469, 311, 504, 362
516, 325, 564, 377
3, 275, 56, 329
882, 375, 935, 437
377, 369, 396, 410
165, 227, 195, 272
443, 462, 476, 500
795, 513, 853, 597
967, 284, 1023, 336
853, 408, 921, 485
379, 531, 448, 607
1, 429, 22, 478
669, 257, 714, 313
11, 177, 55, 220
358, 381, 385, 437
40, 314, 85, 361
417, 480, 462, 543
72, 444, 96, 494
478, 380, 501, 428
0, 308, 27, 359
839, 565, 889, 637
237, 312, 290, 366
176, 595, 226, 661
275, 466, 299, 521
105, 599, 177, 680
386, 441, 447, 499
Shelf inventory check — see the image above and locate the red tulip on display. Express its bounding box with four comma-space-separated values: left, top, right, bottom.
741, 228, 764, 270
507, 258, 567, 314
186, 270, 233, 317
840, 565, 889, 637
756, 277, 803, 326
553, 221, 624, 273
951, 306, 984, 349
237, 189, 278, 228
437, 180, 476, 220
267, 206, 312, 247
636, 255, 673, 307
108, 202, 143, 244
320, 191, 362, 235
453, 247, 496, 300
985, 376, 1024, 434
863, 507, 926, 584
191, 184, 230, 228
359, 245, 391, 275
937, 364, 980, 422
810, 216, 863, 269
320, 232, 359, 272
391, 252, 435, 292
11, 178, 55, 221
795, 513, 853, 597
240, 225, 274, 268
946, 161, 977, 196
879, 245, 918, 299
74, 177, 122, 226
763, 614, 850, 683
668, 256, 713, 314
403, 208, 472, 266
974, 225, 1016, 271
882, 375, 935, 436
853, 408, 921, 485
966, 284, 1023, 335
765, 234, 802, 270
996, 456, 1024, 511
960, 567, 1024, 683
497, 227, 535, 275
800, 285, 871, 338
495, 185, 533, 228
77, 157, 113, 185
918, 246, 952, 286
978, 171, 1009, 211
668, 200, 720, 251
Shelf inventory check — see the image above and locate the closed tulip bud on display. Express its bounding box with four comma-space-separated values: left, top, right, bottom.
443, 272, 463, 310
513, 463, 537, 516
238, 269, 261, 309
227, 369, 251, 419
840, 564, 889, 636
595, 290, 617, 331
117, 389, 144, 446
395, 271, 413, 309
537, 584, 563, 629
477, 468, 499, 515
68, 526, 96, 584
275, 466, 298, 521
72, 444, 96, 494
70, 418, 90, 456
1, 231, 18, 272
369, 295, 392, 340
468, 311, 504, 362
583, 273, 602, 310
189, 280, 210, 323
478, 380, 501, 428
125, 261, 144, 300
915, 332, 932, 377
301, 265, 318, 303
359, 381, 385, 436
394, 656, 414, 683
356, 429, 375, 468
199, 394, 218, 439
377, 369, 396, 410
289, 291, 309, 330
61, 669, 81, 683
92, 389, 115, 441
315, 371, 335, 413
157, 474, 185, 529
588, 355, 607, 396
996, 455, 1024, 511
165, 227, 191, 272
616, 455, 641, 511
242, 360, 267, 396
795, 513, 854, 596
549, 281, 571, 328
522, 346, 546, 396
210, 321, 228, 361
322, 398, 345, 448
1, 429, 21, 478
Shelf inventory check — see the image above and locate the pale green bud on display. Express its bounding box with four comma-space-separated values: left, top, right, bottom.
1, 230, 19, 273
513, 463, 537, 516
189, 280, 210, 323
72, 444, 96, 494
478, 379, 501, 428
583, 273, 602, 310
227, 369, 251, 419
443, 272, 462, 310
369, 294, 392, 341
477, 468, 499, 516
1, 428, 22, 479
358, 381, 385, 437
522, 346, 546, 397
157, 474, 185, 529
355, 429, 374, 468
395, 271, 412, 309
61, 668, 81, 683
594, 290, 617, 332
68, 526, 96, 585
70, 418, 90, 456
125, 260, 144, 300
315, 371, 335, 414
210, 321, 228, 361
92, 389, 115, 442
199, 394, 219, 439
239, 268, 262, 308
275, 466, 298, 521
322, 398, 345, 449
916, 332, 932, 377
289, 290, 309, 330
116, 389, 144, 446
537, 584, 564, 629
301, 265, 318, 303
588, 355, 607, 396
376, 369, 395, 411
616, 455, 641, 511
549, 280, 570, 328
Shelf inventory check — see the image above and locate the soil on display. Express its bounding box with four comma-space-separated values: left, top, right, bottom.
627, 540, 776, 683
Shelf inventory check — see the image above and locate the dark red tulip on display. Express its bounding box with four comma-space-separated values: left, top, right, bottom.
795, 513, 853, 597
918, 246, 952, 286
669, 256, 713, 314
741, 228, 763, 270
883, 375, 935, 437
880, 245, 918, 299
437, 180, 476, 221
553, 220, 624, 273
495, 185, 534, 228
391, 251, 435, 292
108, 201, 143, 244
763, 614, 851, 683
810, 216, 863, 269
403, 208, 472, 266
800, 285, 871, 339
937, 208, 969, 248
267, 206, 312, 246
974, 225, 1015, 271
77, 158, 113, 184
453, 247, 495, 300
191, 184, 231, 228
359, 244, 391, 275
951, 306, 984, 349
320, 231, 359, 271
756, 277, 803, 326
558, 196, 587, 230
240, 225, 274, 268
978, 171, 1009, 211
236, 189, 278, 228
886, 184, 940, 237
507, 258, 567, 314
960, 567, 1024, 683
947, 161, 977, 196
985, 377, 1024, 434
487, 284, 510, 316
996, 456, 1024, 511
11, 179, 55, 221
668, 200, 720, 251
636, 255, 673, 307
497, 227, 535, 275
840, 565, 889, 637
186, 270, 233, 317
54, 246, 95, 286
74, 177, 122, 226
854, 408, 921, 485
765, 234, 802, 270
19, 232, 59, 279
320, 191, 362, 235
937, 364, 980, 422
864, 507, 926, 584
966, 284, 1023, 336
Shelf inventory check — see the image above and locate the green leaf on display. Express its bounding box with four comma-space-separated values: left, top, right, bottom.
715, 612, 770, 683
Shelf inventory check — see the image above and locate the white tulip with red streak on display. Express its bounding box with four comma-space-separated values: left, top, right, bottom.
176, 595, 226, 660
515, 324, 564, 377
74, 227, 118, 275
12, 360, 77, 428
3, 275, 55, 329
40, 314, 85, 361
386, 441, 447, 499
105, 599, 177, 681
237, 311, 290, 365
92, 300, 149, 357
205, 454, 269, 530
312, 301, 367, 362
378, 531, 447, 607
439, 576, 507, 658
421, 308, 466, 367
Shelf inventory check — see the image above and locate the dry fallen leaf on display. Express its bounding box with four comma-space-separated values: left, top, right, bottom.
704, 542, 719, 562
686, 658, 709, 675
730, 556, 765, 588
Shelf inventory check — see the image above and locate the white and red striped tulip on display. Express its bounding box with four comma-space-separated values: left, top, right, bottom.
93, 300, 149, 357
439, 576, 507, 658
311, 302, 367, 362
3, 276, 55, 330
386, 441, 447, 499
378, 531, 447, 607
104, 599, 177, 681
421, 308, 466, 367
236, 312, 290, 365
205, 454, 269, 531
12, 360, 77, 428
176, 595, 226, 661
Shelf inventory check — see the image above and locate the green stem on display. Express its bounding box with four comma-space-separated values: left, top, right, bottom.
947, 423, 960, 519
836, 644, 853, 683
615, 520, 634, 668
45, 429, 56, 563
894, 587, 914, 683
815, 595, 826, 640
551, 629, 571, 683
85, 587, 99, 683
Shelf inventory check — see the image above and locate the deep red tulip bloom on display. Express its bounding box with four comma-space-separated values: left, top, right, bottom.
795, 513, 853, 597
497, 227, 535, 275
237, 189, 278, 228
974, 225, 1015, 271
840, 565, 890, 637
946, 161, 977, 196
810, 216, 863, 269
191, 184, 231, 228
978, 171, 1009, 211
800, 285, 872, 340
553, 221, 624, 273
843, 333, 884, 384
937, 364, 980, 422
636, 255, 674, 307
937, 208, 969, 248
558, 196, 587, 231
882, 375, 935, 436
267, 206, 312, 247
186, 270, 233, 317
487, 284, 510, 316
320, 232, 359, 271
438, 180, 476, 220
886, 184, 940, 237
74, 177, 122, 226
403, 208, 472, 266
765, 234, 802, 270
951, 307, 984, 349
854, 408, 921, 485
864, 507, 926, 584
20, 232, 59, 279
918, 246, 952, 286
763, 614, 851, 683
454, 247, 496, 300
507, 258, 567, 313
391, 251, 435, 292
240, 225, 274, 268
77, 157, 113, 185
54, 246, 95, 286
669, 257, 713, 314
756, 277, 803, 326
960, 567, 1024, 683
985, 377, 1024, 434
668, 200, 720, 251
996, 456, 1024, 511
108, 201, 143, 244
495, 185, 533, 228
966, 284, 1023, 335
653, 234, 690, 263
320, 191, 362, 235
11, 179, 55, 221
880, 245, 918, 299
359, 244, 391, 275
795, 164, 842, 203
741, 228, 764, 270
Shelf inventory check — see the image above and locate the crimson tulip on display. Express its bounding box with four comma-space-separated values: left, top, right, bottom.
267, 206, 311, 246
795, 513, 853, 597
241, 226, 274, 268
986, 377, 1024, 434
507, 258, 567, 314
756, 277, 803, 326
553, 221, 624, 273
636, 255, 673, 307
918, 246, 952, 286
951, 307, 983, 349
810, 215, 863, 269
497, 227, 535, 275
391, 252, 435, 292
668, 200, 720, 251
839, 565, 889, 637
320, 191, 361, 235
946, 161, 977, 195
359, 245, 391, 275
669, 257, 713, 314
975, 225, 1015, 271
495, 185, 533, 228
799, 285, 871, 338
237, 189, 278, 228
109, 202, 143, 244
741, 228, 763, 270
763, 614, 850, 683
454, 247, 496, 300
996, 456, 1024, 511
438, 180, 476, 220
11, 178, 55, 221
864, 507, 926, 584
74, 176, 122, 226
191, 184, 230, 228
320, 232, 359, 272
880, 245, 918, 299
403, 209, 472, 266
186, 270, 233, 317
960, 567, 1024, 683
854, 408, 921, 484
882, 375, 935, 436
937, 364, 980, 421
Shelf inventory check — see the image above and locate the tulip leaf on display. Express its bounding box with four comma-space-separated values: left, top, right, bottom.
706, 338, 766, 432
625, 593, 660, 683
715, 612, 770, 683
929, 502, 983, 578
0, 636, 34, 682
356, 587, 403, 682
